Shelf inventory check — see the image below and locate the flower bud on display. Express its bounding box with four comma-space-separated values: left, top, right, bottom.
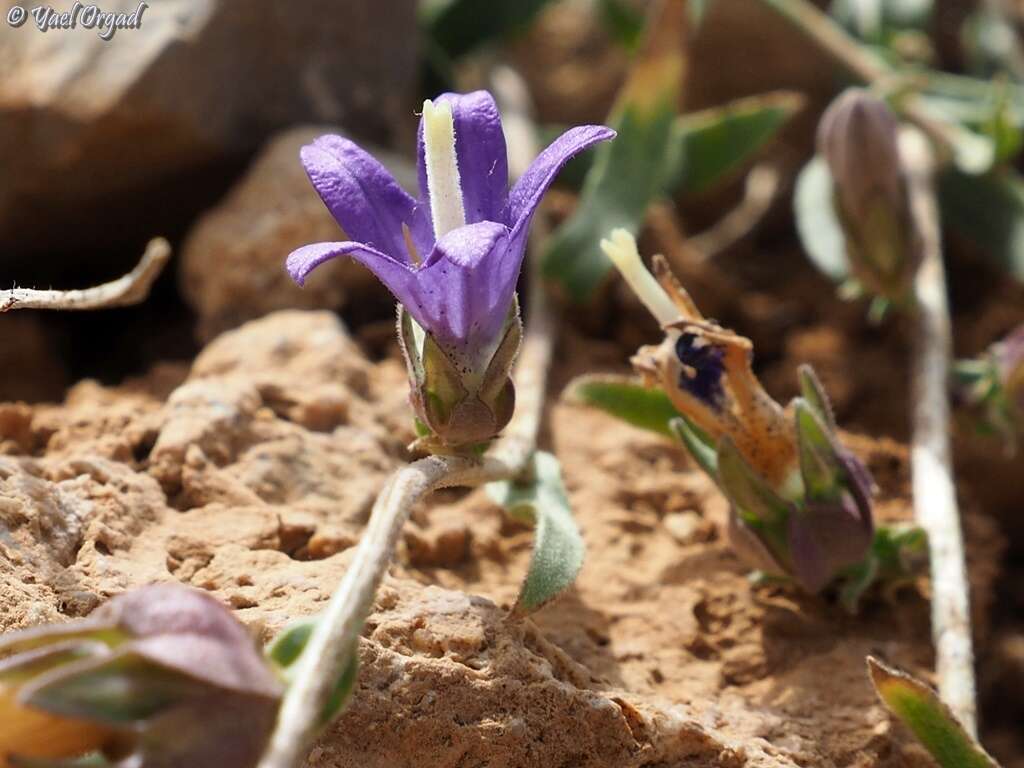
818, 88, 921, 302
0, 584, 282, 768
398, 303, 520, 452
690, 370, 874, 594
956, 324, 1024, 454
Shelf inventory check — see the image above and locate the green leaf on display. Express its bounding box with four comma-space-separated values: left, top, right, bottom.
794, 156, 851, 282
668, 416, 718, 477
830, 0, 933, 45
983, 80, 1024, 164
716, 437, 791, 529
794, 399, 844, 500
486, 452, 585, 614
564, 374, 681, 436
597, 0, 645, 50
839, 523, 927, 612
797, 364, 838, 433
420, 0, 554, 59
542, 91, 802, 197
542, 0, 685, 302
265, 619, 359, 727
668, 91, 804, 195
938, 167, 1024, 281
23, 652, 206, 725
867, 657, 999, 768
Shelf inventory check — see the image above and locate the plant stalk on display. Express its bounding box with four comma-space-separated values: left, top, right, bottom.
902, 128, 977, 736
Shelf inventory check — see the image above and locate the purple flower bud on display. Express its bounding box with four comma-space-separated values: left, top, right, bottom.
958, 324, 1024, 454
995, 325, 1024, 419
0, 584, 282, 768
818, 88, 920, 301
286, 90, 614, 450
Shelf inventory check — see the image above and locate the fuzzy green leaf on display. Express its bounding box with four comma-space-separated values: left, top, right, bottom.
794, 399, 843, 500
421, 0, 553, 59
716, 437, 790, 529
23, 652, 204, 725
544, 91, 802, 195
794, 156, 851, 282
938, 167, 1024, 281
265, 619, 359, 728
867, 657, 999, 768
486, 451, 585, 614
541, 0, 685, 302
797, 364, 838, 433
565, 374, 681, 436
597, 0, 645, 50
839, 523, 927, 612
669, 416, 718, 477
668, 91, 804, 195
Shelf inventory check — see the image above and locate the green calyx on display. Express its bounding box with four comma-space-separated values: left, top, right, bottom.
398, 300, 522, 454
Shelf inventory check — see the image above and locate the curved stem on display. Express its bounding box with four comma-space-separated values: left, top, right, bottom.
902, 128, 977, 736
0, 238, 170, 312
257, 453, 515, 768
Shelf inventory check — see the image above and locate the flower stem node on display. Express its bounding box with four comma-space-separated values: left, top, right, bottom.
285, 90, 614, 453
0, 584, 282, 768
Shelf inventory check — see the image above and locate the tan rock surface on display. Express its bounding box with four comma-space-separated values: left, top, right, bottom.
0, 309, 1000, 767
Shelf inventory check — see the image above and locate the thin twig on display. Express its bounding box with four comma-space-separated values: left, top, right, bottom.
901, 127, 977, 736
0, 238, 171, 312
689, 162, 782, 258
256, 66, 555, 768
755, 0, 958, 164
757, 0, 888, 82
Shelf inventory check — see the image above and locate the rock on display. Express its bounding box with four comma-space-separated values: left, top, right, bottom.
0, 314, 67, 403
0, 0, 417, 265
0, 309, 997, 766
179, 127, 417, 339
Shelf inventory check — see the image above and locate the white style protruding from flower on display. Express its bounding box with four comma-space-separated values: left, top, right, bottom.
422, 99, 467, 238
600, 229, 680, 327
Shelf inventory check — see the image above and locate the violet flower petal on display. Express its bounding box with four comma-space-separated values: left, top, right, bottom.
301, 135, 432, 263
788, 491, 874, 593
508, 124, 617, 236
286, 240, 422, 321
417, 91, 510, 228
419, 220, 512, 348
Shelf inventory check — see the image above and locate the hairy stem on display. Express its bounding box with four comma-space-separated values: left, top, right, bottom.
755, 0, 958, 162
757, 0, 887, 82
902, 128, 977, 736
257, 67, 555, 768
0, 239, 170, 312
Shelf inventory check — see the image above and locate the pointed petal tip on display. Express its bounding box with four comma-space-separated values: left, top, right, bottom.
285, 241, 394, 287
508, 124, 617, 232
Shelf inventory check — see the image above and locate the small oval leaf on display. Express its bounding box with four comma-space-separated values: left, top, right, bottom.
486, 452, 585, 615
565, 374, 681, 436
867, 657, 999, 768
